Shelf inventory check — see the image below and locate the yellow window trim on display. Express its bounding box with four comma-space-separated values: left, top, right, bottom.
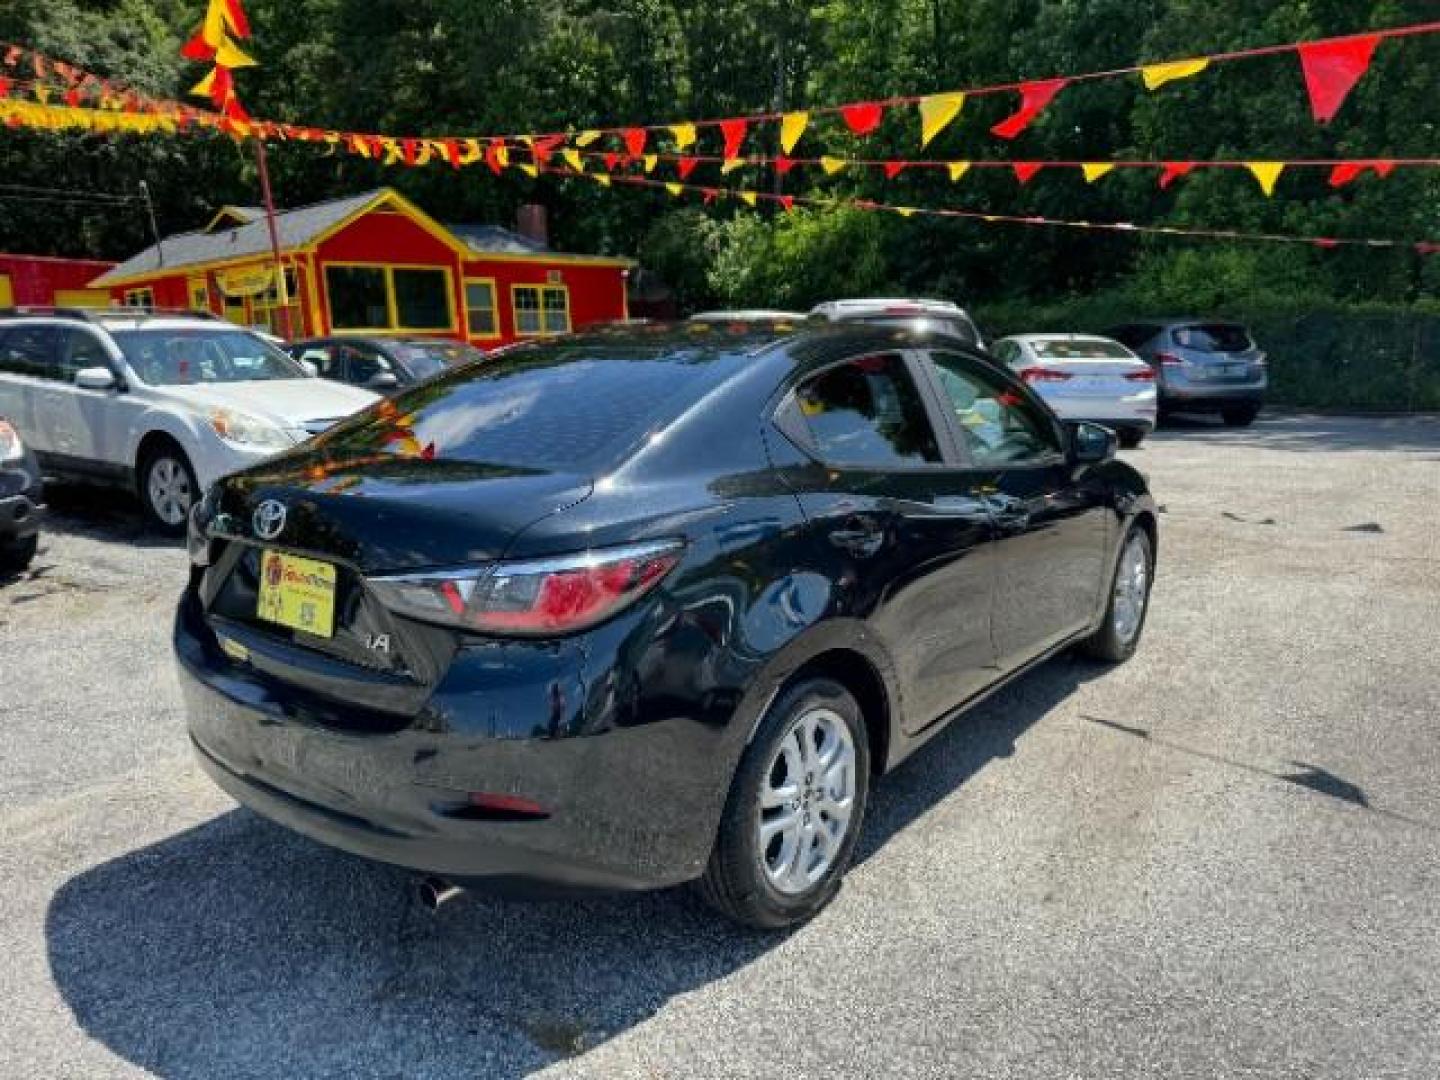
462, 276, 502, 341
511, 283, 572, 338
324, 261, 457, 335
124, 287, 156, 307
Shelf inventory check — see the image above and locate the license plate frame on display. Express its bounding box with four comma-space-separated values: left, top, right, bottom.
257, 550, 338, 639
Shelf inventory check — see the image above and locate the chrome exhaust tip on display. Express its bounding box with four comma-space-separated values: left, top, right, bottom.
415, 875, 465, 912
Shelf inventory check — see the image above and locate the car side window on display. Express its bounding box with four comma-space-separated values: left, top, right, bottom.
0, 326, 63, 380
993, 340, 1021, 366
927, 351, 1062, 467
299, 345, 344, 381
60, 330, 111, 382
346, 345, 392, 386
789, 353, 941, 468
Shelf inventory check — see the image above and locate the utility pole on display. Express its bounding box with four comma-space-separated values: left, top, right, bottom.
253, 137, 293, 340
139, 181, 164, 268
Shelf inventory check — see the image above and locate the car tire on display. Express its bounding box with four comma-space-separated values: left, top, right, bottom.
697, 678, 871, 930
1118, 428, 1146, 449
0, 534, 38, 574
139, 444, 199, 536
1080, 524, 1155, 664
1222, 407, 1259, 428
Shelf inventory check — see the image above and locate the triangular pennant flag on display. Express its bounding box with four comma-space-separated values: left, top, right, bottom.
991, 79, 1067, 140
918, 92, 965, 148
574, 130, 601, 147
1013, 162, 1044, 184
221, 0, 252, 39
895, 207, 917, 218
642, 154, 658, 174
841, 102, 884, 136
561, 148, 584, 172
1372, 159, 1397, 179
676, 156, 699, 180
669, 122, 696, 149
1140, 59, 1210, 91
1082, 163, 1115, 183
665, 182, 684, 197
1246, 161, 1285, 196
623, 127, 647, 157
1298, 34, 1381, 124
719, 118, 748, 160
1329, 162, 1365, 188
214, 36, 257, 69
820, 156, 847, 176
517, 162, 539, 178
947, 161, 971, 183
779, 195, 795, 212
780, 111, 809, 154
603, 151, 621, 171
532, 134, 564, 166
775, 155, 798, 177
739, 191, 758, 207
1158, 162, 1196, 190
721, 157, 746, 175
592, 173, 611, 187
190, 69, 217, 100
884, 161, 906, 180
181, 30, 216, 62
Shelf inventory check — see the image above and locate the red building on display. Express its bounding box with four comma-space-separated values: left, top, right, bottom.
90, 188, 632, 346
0, 253, 115, 309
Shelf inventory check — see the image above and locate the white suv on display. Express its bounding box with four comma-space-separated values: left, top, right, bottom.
810, 298, 985, 348
0, 310, 379, 532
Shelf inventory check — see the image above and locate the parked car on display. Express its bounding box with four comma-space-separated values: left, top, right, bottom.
1105, 320, 1267, 426
176, 321, 1158, 929
0, 415, 43, 573
0, 308, 379, 533
289, 336, 486, 395
992, 334, 1158, 448
811, 298, 985, 347
690, 310, 808, 325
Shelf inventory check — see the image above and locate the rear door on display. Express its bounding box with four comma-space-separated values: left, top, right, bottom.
45, 328, 137, 472
921, 349, 1110, 671
778, 350, 1000, 732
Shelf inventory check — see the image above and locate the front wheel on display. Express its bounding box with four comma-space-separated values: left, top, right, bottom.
140, 445, 198, 536
1080, 524, 1155, 663
697, 678, 870, 929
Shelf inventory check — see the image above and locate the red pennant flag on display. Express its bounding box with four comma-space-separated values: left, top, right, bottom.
1329, 162, 1365, 188
1158, 162, 1197, 190
1372, 159, 1397, 178
181, 29, 216, 61
774, 155, 798, 177
1012, 162, 1044, 184
991, 79, 1067, 140
0, 78, 10, 99
223, 0, 253, 38
207, 65, 234, 109
884, 161, 907, 180
602, 151, 620, 171
485, 139, 506, 175
222, 94, 250, 122
719, 118, 748, 159
841, 102, 885, 136
1299, 34, 1380, 123
701, 188, 720, 205
676, 156, 699, 180
442, 140, 462, 169
623, 128, 647, 158
532, 134, 564, 166
1314, 238, 1340, 249
64, 88, 81, 108
779, 195, 796, 212
402, 139, 420, 167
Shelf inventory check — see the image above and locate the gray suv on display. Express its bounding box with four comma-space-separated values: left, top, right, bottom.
1105, 321, 1267, 427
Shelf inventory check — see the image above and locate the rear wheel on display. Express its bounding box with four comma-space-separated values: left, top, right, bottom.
140, 444, 198, 535
697, 678, 870, 929
1222, 406, 1259, 428
1080, 524, 1155, 663
0, 533, 38, 574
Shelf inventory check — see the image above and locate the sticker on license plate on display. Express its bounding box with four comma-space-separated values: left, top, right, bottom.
257, 551, 337, 638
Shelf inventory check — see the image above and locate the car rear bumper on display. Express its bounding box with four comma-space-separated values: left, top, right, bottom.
174, 590, 715, 895
0, 480, 44, 543
1160, 384, 1266, 410
1045, 394, 1157, 431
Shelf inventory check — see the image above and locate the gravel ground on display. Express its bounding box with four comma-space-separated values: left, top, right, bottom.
0, 413, 1437, 1079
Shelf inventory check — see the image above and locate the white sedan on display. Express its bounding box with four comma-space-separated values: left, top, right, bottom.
992, 334, 1159, 448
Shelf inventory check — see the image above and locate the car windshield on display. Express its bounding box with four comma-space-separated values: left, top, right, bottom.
396, 342, 480, 380
1173, 324, 1254, 353
1031, 339, 1134, 360
313, 342, 748, 472
113, 329, 307, 386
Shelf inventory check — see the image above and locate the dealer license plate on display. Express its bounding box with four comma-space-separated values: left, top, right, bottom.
257, 551, 337, 638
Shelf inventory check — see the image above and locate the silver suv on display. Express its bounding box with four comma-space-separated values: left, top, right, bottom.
1105, 320, 1268, 427
0, 309, 379, 532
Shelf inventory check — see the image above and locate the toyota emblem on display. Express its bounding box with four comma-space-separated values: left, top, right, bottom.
253, 499, 288, 541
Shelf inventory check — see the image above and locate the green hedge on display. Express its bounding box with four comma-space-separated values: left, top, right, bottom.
975, 297, 1440, 412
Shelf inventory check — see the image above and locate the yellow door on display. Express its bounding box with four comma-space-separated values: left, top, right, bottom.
0, 274, 12, 307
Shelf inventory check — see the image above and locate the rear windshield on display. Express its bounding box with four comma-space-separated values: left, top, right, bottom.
1031, 339, 1134, 360
313, 343, 746, 472
1173, 324, 1254, 353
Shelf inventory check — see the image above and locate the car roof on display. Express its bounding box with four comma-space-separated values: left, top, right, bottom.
811, 298, 969, 316
1004, 333, 1125, 343
0, 314, 232, 334
690, 310, 809, 323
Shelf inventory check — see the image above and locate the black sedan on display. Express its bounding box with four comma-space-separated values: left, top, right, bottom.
0, 416, 43, 573
176, 322, 1158, 929
288, 336, 485, 394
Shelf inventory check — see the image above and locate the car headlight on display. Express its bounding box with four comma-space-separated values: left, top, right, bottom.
209, 409, 294, 451
0, 418, 24, 463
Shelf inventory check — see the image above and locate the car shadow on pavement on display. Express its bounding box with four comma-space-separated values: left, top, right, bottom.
44, 655, 1097, 1077
40, 481, 181, 549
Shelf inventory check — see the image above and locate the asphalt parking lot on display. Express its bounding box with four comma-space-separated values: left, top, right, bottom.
1, 412, 1437, 1078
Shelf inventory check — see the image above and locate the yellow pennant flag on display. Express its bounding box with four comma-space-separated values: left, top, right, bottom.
918, 92, 965, 148
670, 122, 697, 149
574, 130, 601, 147
1141, 59, 1211, 91
820, 156, 847, 176
459, 139, 482, 165
1246, 162, 1285, 196
215, 36, 258, 69
1082, 163, 1115, 183
190, 70, 216, 99
947, 161, 971, 182
665, 182, 684, 197
593, 174, 611, 187
517, 163, 538, 178
642, 154, 658, 173
561, 148, 584, 172
895, 207, 917, 218
494, 146, 510, 168
780, 111, 809, 154
739, 191, 758, 207
721, 157, 746, 175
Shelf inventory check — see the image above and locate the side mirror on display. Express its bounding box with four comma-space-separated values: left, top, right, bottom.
367, 372, 401, 390
75, 367, 118, 392
1067, 421, 1118, 465
298, 359, 319, 378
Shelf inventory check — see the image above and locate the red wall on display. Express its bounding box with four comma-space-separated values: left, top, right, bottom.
0, 254, 116, 304
464, 258, 628, 343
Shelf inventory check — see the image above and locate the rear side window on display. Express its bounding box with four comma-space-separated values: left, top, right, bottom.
0, 325, 62, 379
790, 353, 941, 468
1173, 324, 1254, 353
315, 344, 749, 472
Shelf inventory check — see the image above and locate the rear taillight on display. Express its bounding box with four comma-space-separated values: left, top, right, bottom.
368, 540, 683, 637
1018, 367, 1074, 383
1155, 352, 1184, 366
0, 418, 24, 463
1124, 368, 1157, 382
